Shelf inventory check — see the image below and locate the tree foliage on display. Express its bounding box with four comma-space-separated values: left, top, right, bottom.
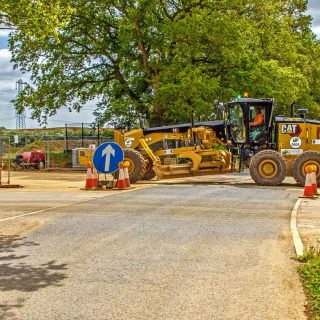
1, 0, 319, 126
0, 0, 72, 39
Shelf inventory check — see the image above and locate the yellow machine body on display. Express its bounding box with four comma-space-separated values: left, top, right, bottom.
275, 119, 320, 176
115, 125, 233, 179
73, 148, 95, 167
277, 121, 320, 155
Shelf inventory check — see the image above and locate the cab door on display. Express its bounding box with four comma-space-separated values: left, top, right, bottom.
228, 103, 246, 143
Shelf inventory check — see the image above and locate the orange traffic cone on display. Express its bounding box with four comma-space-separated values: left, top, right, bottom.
92, 168, 98, 189
123, 161, 131, 189
85, 168, 93, 189
311, 164, 319, 195
117, 162, 126, 190
299, 165, 317, 199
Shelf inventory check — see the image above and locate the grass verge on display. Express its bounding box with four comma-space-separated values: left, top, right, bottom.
48, 152, 72, 167
298, 246, 320, 320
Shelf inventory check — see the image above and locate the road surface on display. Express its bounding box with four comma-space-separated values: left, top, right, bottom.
0, 180, 306, 319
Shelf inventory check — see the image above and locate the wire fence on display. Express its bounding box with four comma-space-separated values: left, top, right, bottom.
0, 124, 114, 171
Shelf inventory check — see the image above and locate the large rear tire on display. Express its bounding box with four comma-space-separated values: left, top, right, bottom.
123, 149, 146, 183
249, 150, 286, 186
292, 151, 320, 186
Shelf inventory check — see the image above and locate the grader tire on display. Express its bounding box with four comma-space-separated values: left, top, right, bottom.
142, 167, 157, 181
123, 149, 146, 183
292, 151, 320, 186
249, 150, 286, 186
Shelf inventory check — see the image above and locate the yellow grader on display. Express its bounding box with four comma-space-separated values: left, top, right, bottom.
114, 98, 320, 186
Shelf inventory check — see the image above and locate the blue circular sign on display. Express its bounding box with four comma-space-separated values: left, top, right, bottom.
93, 142, 124, 174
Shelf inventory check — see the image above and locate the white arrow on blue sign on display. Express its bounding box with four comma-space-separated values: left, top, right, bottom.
93, 142, 124, 174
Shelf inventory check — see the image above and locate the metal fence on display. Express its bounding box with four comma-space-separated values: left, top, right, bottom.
0, 124, 114, 170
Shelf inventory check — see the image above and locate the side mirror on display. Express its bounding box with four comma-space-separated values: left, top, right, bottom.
290, 101, 296, 117
214, 100, 226, 119
214, 100, 220, 107
297, 108, 308, 119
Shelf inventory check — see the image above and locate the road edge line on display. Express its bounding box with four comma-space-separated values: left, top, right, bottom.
290, 198, 304, 257
0, 186, 151, 223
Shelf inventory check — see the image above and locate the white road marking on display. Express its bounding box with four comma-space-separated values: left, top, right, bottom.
0, 187, 150, 223
290, 198, 304, 257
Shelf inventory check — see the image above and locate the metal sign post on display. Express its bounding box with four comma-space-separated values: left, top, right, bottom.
0, 135, 12, 186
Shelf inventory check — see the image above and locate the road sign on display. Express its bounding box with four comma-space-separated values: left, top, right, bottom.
93, 142, 124, 174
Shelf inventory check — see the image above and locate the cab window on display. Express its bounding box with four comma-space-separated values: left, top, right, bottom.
249, 106, 266, 141
229, 103, 246, 143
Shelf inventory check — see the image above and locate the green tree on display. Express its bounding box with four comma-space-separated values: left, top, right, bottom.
0, 0, 72, 39
2, 0, 319, 126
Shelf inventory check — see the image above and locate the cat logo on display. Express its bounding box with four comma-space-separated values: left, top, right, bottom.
281, 124, 302, 137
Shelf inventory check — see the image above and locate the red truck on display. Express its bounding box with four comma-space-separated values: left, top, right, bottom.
14, 151, 45, 170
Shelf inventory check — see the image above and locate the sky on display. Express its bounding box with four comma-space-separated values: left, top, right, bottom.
0, 30, 97, 129
0, 2, 320, 129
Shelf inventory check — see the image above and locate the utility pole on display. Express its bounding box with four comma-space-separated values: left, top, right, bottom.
16, 79, 26, 130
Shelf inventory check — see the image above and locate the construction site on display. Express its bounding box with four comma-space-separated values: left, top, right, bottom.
1, 1, 320, 319
3, 97, 319, 189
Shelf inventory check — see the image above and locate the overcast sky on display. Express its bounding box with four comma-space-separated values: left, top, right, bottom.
0, 2, 320, 129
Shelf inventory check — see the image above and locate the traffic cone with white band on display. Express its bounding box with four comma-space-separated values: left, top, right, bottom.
85, 161, 93, 190
311, 164, 319, 195
123, 161, 131, 189
92, 168, 98, 189
117, 162, 126, 190
299, 165, 317, 199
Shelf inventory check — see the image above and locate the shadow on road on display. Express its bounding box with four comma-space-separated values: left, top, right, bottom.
149, 180, 301, 190
0, 234, 68, 319
0, 299, 24, 320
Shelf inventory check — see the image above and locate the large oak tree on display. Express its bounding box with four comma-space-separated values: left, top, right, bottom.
1, 0, 319, 126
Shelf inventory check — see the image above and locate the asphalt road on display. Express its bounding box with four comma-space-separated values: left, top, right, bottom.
0, 183, 306, 320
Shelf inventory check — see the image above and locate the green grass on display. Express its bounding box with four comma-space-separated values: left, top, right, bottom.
48, 152, 72, 167
298, 245, 320, 320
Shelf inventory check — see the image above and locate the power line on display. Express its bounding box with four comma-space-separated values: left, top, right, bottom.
15, 79, 26, 129
0, 116, 15, 120
0, 26, 16, 30
38, 118, 94, 124
0, 116, 85, 123
0, 91, 16, 96
0, 105, 14, 109
60, 106, 97, 111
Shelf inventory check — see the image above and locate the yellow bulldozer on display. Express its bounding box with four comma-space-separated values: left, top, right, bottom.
113, 98, 320, 186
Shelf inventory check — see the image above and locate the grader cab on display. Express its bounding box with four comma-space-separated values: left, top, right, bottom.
114, 97, 320, 186
225, 98, 320, 186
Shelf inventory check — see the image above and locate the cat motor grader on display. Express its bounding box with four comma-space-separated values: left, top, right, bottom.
113, 98, 320, 186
